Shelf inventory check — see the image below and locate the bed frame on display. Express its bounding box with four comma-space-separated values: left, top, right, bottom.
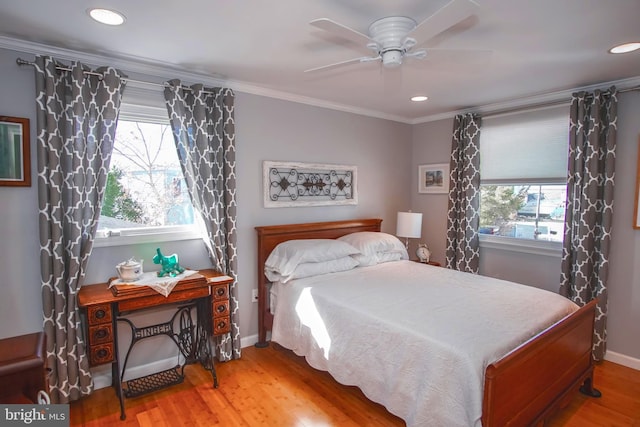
254, 218, 599, 426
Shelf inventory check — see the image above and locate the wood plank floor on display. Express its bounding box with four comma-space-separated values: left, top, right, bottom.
70, 345, 640, 426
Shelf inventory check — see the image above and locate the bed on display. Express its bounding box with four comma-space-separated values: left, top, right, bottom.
255, 218, 598, 426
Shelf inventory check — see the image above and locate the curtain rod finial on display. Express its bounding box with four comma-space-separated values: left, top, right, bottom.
16, 58, 33, 66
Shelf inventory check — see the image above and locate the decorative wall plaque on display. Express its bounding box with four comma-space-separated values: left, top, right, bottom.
263, 161, 357, 208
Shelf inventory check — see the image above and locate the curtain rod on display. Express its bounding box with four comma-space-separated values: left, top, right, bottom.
16, 57, 221, 95
18, 57, 638, 114
479, 85, 639, 119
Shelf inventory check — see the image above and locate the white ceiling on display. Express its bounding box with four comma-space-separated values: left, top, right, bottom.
0, 0, 639, 123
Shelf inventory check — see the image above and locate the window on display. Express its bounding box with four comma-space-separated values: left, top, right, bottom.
95, 86, 200, 246
479, 105, 569, 250
480, 184, 566, 242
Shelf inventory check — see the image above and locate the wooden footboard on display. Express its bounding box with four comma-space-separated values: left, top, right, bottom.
482, 299, 596, 426
255, 218, 598, 426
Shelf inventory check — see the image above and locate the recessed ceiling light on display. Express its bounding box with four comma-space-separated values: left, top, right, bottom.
608, 42, 640, 54
88, 8, 126, 26
411, 96, 428, 102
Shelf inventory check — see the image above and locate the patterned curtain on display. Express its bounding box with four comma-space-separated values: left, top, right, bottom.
34, 56, 126, 402
560, 87, 617, 362
446, 113, 482, 273
163, 80, 240, 361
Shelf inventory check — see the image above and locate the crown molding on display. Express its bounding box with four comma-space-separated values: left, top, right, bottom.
3, 35, 637, 126
410, 75, 640, 125
0, 35, 411, 124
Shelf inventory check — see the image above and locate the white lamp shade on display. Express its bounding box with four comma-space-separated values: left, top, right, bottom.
396, 212, 422, 238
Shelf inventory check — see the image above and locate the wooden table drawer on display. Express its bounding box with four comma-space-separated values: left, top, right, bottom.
213, 300, 229, 318
212, 283, 229, 300
88, 323, 113, 345
118, 287, 210, 312
213, 316, 231, 336
89, 342, 115, 366
87, 304, 112, 325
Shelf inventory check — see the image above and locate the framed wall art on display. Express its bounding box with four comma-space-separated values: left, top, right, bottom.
418, 163, 449, 194
263, 161, 357, 208
0, 116, 30, 187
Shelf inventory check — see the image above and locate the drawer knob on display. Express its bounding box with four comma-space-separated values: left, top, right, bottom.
216, 288, 225, 297
95, 309, 106, 319
216, 305, 226, 313
95, 329, 108, 339
97, 349, 108, 358
217, 321, 227, 329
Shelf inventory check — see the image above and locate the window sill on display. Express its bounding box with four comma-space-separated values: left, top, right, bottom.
479, 234, 562, 257
93, 227, 203, 248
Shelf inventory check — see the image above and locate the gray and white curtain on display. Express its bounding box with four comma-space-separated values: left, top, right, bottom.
446, 113, 482, 273
34, 55, 126, 402
164, 81, 240, 361
560, 87, 617, 361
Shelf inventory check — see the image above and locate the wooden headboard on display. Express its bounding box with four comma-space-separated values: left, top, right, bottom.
254, 218, 382, 347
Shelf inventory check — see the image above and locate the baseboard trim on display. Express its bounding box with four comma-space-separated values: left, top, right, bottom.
605, 350, 640, 371
93, 337, 640, 389
93, 335, 640, 390
93, 334, 262, 390
240, 334, 259, 348
93, 357, 182, 390
93, 372, 112, 391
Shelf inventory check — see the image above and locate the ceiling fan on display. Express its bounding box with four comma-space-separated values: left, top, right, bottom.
305, 0, 479, 73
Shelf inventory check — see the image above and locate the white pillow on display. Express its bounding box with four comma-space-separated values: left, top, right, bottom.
265, 239, 360, 280
350, 253, 378, 267
338, 232, 408, 264
352, 251, 404, 266
269, 256, 360, 283
375, 251, 404, 264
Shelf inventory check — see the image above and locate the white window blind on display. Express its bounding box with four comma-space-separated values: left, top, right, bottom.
118, 83, 169, 125
480, 105, 570, 183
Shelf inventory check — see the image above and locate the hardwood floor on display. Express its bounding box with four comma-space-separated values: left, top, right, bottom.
70, 345, 640, 426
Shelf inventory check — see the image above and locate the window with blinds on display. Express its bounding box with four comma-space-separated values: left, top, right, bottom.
479, 105, 569, 243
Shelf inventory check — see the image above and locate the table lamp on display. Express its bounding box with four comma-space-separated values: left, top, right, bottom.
396, 211, 423, 250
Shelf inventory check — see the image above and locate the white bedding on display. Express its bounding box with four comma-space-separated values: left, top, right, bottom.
271, 260, 579, 427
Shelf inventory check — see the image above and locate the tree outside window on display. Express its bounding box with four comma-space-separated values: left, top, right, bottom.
479, 184, 566, 242
98, 120, 194, 233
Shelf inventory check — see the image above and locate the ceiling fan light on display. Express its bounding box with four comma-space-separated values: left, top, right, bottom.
88, 8, 126, 26
608, 42, 640, 54
382, 50, 403, 68
411, 96, 428, 102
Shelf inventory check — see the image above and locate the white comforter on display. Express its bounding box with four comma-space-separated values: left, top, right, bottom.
271, 260, 578, 427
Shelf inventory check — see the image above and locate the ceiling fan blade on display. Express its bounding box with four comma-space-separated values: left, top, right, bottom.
408, 0, 479, 45
310, 18, 373, 46
423, 48, 493, 61
304, 56, 378, 73
406, 49, 428, 60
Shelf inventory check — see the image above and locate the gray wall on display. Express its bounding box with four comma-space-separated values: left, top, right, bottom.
607, 92, 640, 361
0, 48, 42, 338
235, 92, 412, 335
411, 91, 640, 362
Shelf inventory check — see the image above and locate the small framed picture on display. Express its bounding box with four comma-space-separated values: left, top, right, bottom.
0, 116, 30, 187
418, 163, 449, 194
